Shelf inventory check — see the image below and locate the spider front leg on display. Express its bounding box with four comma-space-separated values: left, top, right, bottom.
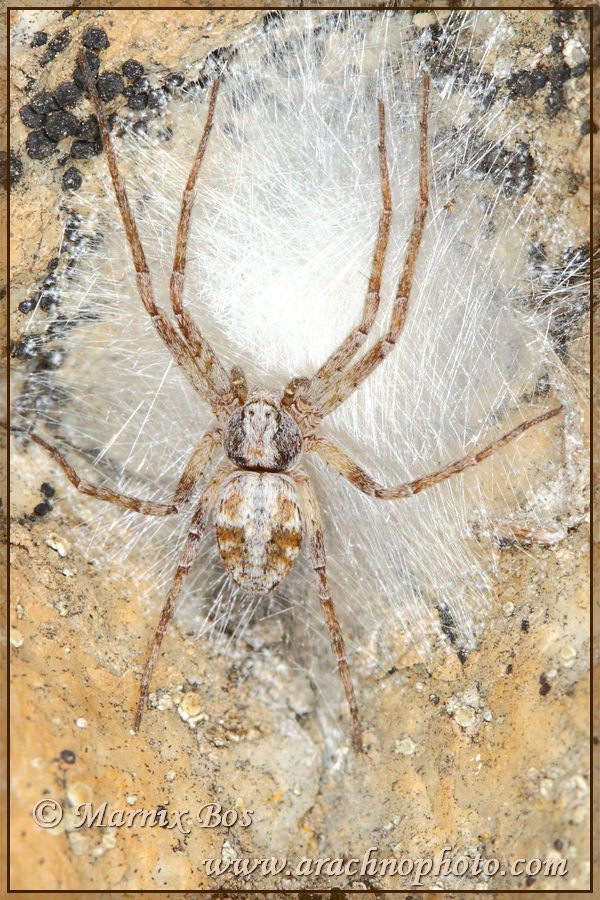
283, 98, 392, 413
293, 470, 363, 751
134, 464, 229, 731
77, 52, 239, 423
310, 406, 562, 500
294, 74, 430, 429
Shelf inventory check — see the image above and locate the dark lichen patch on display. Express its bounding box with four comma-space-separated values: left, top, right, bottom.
12, 335, 44, 360
71, 139, 103, 160
41, 29, 71, 67
83, 27, 109, 51
475, 140, 535, 197
30, 90, 58, 116
76, 116, 99, 141
54, 81, 81, 109
31, 31, 48, 48
96, 72, 124, 102
44, 111, 79, 143
122, 58, 145, 80
19, 105, 45, 129
25, 130, 56, 160
507, 69, 548, 99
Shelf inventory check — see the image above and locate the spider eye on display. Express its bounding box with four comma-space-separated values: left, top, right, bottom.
248, 410, 255, 418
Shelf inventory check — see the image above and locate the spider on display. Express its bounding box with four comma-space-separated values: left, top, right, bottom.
28, 50, 561, 752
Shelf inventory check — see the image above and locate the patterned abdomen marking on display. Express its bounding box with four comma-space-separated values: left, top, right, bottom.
215, 472, 303, 594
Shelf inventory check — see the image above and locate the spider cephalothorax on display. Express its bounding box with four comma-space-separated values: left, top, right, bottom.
222, 392, 303, 471
28, 52, 562, 751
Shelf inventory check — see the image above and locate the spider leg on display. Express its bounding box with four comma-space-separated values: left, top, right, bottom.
173, 429, 222, 506
28, 433, 178, 517
310, 406, 562, 500
77, 53, 237, 423
293, 75, 430, 431
283, 100, 391, 411
170, 80, 242, 416
134, 464, 228, 731
293, 469, 363, 751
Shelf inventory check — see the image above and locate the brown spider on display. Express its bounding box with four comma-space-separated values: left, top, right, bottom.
29, 51, 561, 751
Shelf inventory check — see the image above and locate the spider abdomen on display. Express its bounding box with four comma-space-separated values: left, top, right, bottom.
215, 471, 303, 595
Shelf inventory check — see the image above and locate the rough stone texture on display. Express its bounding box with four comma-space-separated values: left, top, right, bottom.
9, 8, 590, 892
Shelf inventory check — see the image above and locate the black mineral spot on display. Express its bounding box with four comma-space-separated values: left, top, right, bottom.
48, 258, 59, 270
76, 116, 99, 140
44, 111, 79, 143
525, 875, 536, 886
96, 72, 124, 102
550, 63, 572, 87
122, 58, 145, 80
554, 839, 563, 851
34, 501, 51, 517
39, 290, 60, 312
18, 299, 35, 314
263, 11, 284, 31
126, 91, 147, 111
147, 88, 166, 109
164, 72, 184, 90
40, 350, 63, 370
553, 10, 574, 24
54, 81, 81, 109
132, 120, 148, 137
475, 140, 534, 197
506, 663, 513, 675
42, 28, 71, 65
580, 120, 590, 135
83, 27, 109, 51
26, 130, 56, 160
562, 246, 589, 272
30, 91, 58, 116
62, 166, 82, 192
71, 138, 103, 159
132, 76, 150, 94
19, 104, 45, 129
570, 61, 588, 79
546, 87, 565, 117
51, 29, 70, 52
31, 31, 48, 48
9, 152, 23, 186
60, 748, 77, 764
539, 678, 551, 697
551, 34, 564, 53
521, 618, 529, 632
41, 482, 55, 498
507, 68, 548, 99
